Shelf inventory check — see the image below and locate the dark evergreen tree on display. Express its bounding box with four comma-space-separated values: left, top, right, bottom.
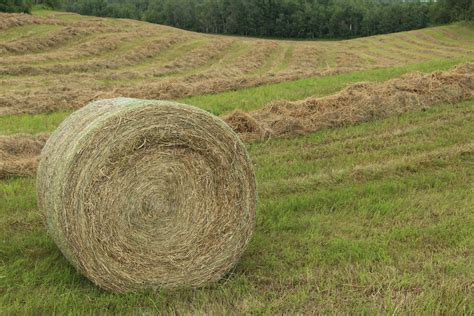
2, 0, 471, 39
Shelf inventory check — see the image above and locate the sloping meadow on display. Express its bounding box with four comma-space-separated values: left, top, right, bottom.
0, 12, 473, 116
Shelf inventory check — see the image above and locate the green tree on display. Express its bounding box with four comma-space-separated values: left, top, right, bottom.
21, 0, 467, 40
0, 0, 32, 13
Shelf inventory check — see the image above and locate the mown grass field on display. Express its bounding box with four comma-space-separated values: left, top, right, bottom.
0, 9, 473, 314
1, 100, 473, 314
1, 10, 473, 116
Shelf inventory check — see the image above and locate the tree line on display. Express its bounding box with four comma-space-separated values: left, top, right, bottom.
2, 0, 473, 39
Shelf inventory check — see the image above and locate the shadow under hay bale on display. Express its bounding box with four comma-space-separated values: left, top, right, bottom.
36, 98, 257, 293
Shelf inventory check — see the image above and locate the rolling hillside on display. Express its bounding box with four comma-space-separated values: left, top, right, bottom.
0, 10, 473, 116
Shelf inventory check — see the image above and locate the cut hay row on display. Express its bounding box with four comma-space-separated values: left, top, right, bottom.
265, 44, 293, 74
123, 65, 338, 101
254, 113, 469, 165
0, 21, 177, 62
404, 32, 473, 53
0, 35, 191, 75
0, 12, 108, 31
435, 27, 474, 44
228, 41, 279, 74
342, 49, 378, 68
365, 38, 428, 63
128, 39, 236, 79
0, 13, 65, 30
250, 43, 287, 75
356, 28, 471, 63
0, 24, 60, 43
283, 44, 334, 74
2, 63, 472, 179
273, 45, 294, 73
393, 34, 465, 58
8, 33, 232, 80
115, 39, 211, 71
0, 51, 309, 115
346, 40, 402, 67
422, 31, 473, 50
180, 41, 280, 82
0, 133, 49, 178
225, 62, 474, 141
334, 51, 368, 71
390, 43, 446, 62
0, 26, 91, 55
0, 33, 123, 64
0, 16, 116, 56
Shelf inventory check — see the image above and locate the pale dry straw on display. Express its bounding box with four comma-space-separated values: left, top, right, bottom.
36, 98, 257, 293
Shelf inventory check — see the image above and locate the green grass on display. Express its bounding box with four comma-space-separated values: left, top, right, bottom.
439, 22, 474, 41
32, 7, 89, 21
179, 56, 474, 114
1, 100, 473, 314
0, 24, 62, 41
251, 44, 284, 75
0, 111, 70, 135
424, 28, 474, 47
1, 56, 472, 135
274, 45, 294, 72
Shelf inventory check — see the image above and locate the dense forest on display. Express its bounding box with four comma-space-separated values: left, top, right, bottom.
1, 0, 473, 39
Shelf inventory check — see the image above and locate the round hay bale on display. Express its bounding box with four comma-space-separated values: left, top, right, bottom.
37, 98, 257, 293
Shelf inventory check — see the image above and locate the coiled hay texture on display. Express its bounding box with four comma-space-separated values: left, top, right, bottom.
36, 98, 257, 293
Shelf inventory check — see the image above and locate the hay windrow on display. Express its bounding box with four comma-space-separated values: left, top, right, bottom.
2, 63, 473, 178
36, 98, 257, 292
0, 13, 62, 31
1, 12, 472, 117
0, 133, 49, 178
223, 62, 474, 141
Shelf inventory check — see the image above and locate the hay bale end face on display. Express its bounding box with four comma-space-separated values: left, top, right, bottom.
37, 98, 257, 292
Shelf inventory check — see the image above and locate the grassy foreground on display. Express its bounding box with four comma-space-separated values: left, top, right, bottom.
1, 99, 473, 314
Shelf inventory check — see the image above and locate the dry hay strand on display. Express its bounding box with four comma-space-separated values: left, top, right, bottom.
0, 13, 63, 31
225, 62, 474, 141
0, 87, 93, 116
0, 36, 185, 76
0, 12, 107, 32
0, 133, 49, 178
284, 43, 342, 75
223, 110, 272, 142
0, 30, 136, 66
229, 41, 279, 74
0, 26, 88, 55
128, 68, 320, 102
36, 98, 257, 293
144, 39, 234, 79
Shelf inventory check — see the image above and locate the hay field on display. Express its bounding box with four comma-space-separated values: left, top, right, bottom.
1, 9, 473, 314
1, 10, 473, 116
